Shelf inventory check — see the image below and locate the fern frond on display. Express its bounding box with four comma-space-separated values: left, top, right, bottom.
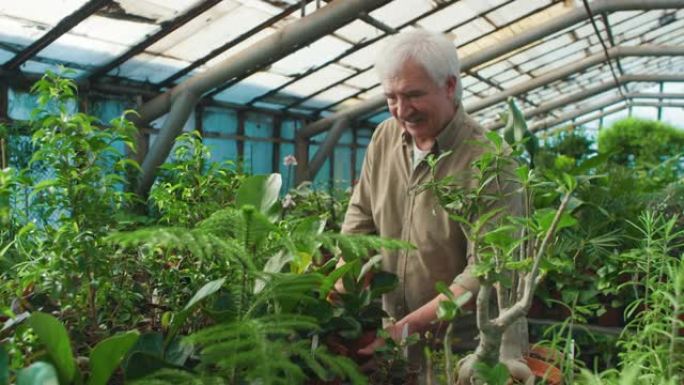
317, 232, 414, 261
128, 368, 226, 385
186, 315, 321, 385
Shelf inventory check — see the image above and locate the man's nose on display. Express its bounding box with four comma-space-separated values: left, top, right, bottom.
396, 97, 413, 118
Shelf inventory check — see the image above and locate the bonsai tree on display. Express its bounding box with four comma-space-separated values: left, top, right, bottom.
425, 100, 580, 385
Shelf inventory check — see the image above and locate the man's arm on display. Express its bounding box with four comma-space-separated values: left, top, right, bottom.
357, 281, 475, 354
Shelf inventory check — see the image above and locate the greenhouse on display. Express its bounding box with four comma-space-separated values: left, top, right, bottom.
1, 0, 684, 384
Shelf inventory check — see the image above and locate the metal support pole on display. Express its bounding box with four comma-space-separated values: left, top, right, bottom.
658, 82, 664, 121
131, 0, 392, 197
237, 111, 245, 167
307, 118, 349, 181
294, 133, 310, 185
136, 91, 199, 196
272, 116, 282, 173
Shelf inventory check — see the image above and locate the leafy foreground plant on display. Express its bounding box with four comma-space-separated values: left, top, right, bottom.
110, 173, 410, 385
424, 99, 580, 385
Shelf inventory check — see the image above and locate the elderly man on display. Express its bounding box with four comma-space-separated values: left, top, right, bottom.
339, 29, 520, 372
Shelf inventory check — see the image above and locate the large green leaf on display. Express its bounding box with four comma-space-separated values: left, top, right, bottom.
88, 330, 139, 385
0, 344, 8, 385
123, 352, 182, 381
29, 312, 76, 384
235, 174, 282, 215
167, 278, 226, 344
17, 362, 59, 385
182, 278, 226, 312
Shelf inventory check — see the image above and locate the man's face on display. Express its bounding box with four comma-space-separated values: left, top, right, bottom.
383, 59, 456, 143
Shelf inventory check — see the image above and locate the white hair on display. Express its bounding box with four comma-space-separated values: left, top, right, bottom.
375, 29, 463, 103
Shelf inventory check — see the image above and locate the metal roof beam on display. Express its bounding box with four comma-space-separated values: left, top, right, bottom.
133, 0, 393, 197
2, 0, 112, 71
465, 45, 684, 113
245, 0, 457, 108
536, 100, 684, 132
484, 74, 684, 130
158, 1, 313, 88
529, 92, 684, 132
87, 0, 221, 81
297, 0, 684, 139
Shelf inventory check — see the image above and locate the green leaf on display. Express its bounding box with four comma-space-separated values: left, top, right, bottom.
369, 271, 398, 298
474, 362, 509, 385
163, 337, 193, 367
88, 330, 140, 385
123, 352, 182, 381
437, 300, 457, 321
358, 254, 383, 283
17, 362, 59, 385
182, 278, 226, 312
320, 260, 358, 299
235, 174, 282, 215
168, 278, 225, 343
29, 312, 76, 385
0, 345, 8, 385
122, 333, 163, 374
485, 130, 503, 148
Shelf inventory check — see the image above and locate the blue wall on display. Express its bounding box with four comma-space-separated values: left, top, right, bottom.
6, 88, 369, 192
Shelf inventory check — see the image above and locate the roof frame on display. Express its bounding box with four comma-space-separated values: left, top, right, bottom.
2, 0, 112, 71
157, 0, 314, 88
132, 0, 394, 197
211, 0, 472, 104
531, 94, 684, 131
484, 74, 684, 130
307, 0, 565, 116
87, 0, 222, 81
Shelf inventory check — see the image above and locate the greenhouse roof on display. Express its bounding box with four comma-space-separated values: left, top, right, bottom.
1, 0, 683, 131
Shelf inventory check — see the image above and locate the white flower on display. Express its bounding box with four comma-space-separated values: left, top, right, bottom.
283, 154, 298, 166
282, 193, 296, 208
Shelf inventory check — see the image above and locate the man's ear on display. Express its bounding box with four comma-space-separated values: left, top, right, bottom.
445, 76, 457, 99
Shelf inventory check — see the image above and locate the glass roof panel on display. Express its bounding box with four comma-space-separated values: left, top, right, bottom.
486, 0, 550, 27
204, 27, 275, 68
114, 0, 204, 23
281, 64, 355, 96
416, 1, 483, 32
37, 33, 127, 68
298, 84, 358, 110
340, 39, 387, 69
0, 15, 51, 49
271, 35, 352, 76
451, 18, 496, 47
334, 20, 384, 44
148, 2, 272, 62
369, 0, 433, 28
345, 70, 379, 90
115, 53, 189, 83
71, 15, 158, 47
0, 0, 86, 25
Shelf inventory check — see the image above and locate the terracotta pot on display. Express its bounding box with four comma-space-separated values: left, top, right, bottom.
525, 356, 563, 385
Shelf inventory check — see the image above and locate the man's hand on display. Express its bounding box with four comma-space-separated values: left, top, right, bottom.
357, 321, 408, 356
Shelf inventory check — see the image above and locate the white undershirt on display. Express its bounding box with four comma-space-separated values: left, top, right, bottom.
412, 140, 431, 170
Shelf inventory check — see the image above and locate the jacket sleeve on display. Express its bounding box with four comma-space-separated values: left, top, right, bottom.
340, 128, 379, 236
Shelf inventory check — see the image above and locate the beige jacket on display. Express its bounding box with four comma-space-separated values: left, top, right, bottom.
341, 103, 519, 338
